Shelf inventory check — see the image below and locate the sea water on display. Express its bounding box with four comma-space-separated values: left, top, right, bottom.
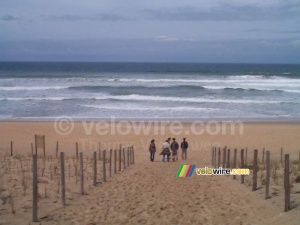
0, 62, 299, 121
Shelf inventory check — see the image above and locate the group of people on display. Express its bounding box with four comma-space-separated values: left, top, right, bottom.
149, 138, 188, 162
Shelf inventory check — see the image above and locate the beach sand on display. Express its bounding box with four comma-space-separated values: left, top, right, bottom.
0, 121, 300, 225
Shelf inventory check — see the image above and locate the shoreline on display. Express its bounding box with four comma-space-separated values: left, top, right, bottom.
1, 118, 300, 123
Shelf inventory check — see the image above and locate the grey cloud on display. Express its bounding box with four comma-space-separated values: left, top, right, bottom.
144, 3, 300, 21
246, 28, 300, 34
0, 15, 21, 21
0, 13, 129, 23
47, 13, 129, 22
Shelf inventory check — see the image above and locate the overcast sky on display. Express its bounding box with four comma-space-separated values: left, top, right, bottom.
1, 0, 300, 63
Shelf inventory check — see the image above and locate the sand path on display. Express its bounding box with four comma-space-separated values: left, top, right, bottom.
40, 150, 299, 225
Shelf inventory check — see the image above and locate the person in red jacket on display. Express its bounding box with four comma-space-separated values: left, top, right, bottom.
149, 139, 156, 162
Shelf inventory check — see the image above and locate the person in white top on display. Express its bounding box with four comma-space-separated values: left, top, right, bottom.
160, 139, 171, 162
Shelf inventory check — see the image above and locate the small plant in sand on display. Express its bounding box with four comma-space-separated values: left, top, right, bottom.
8, 159, 11, 172
57, 177, 60, 194
68, 163, 71, 181
49, 164, 53, 180
54, 164, 58, 175
41, 167, 46, 177
274, 160, 279, 170
44, 184, 49, 198
24, 157, 29, 168
73, 158, 78, 177
295, 176, 300, 183
246, 179, 252, 187
272, 167, 279, 185
21, 174, 28, 196
9, 189, 15, 214
291, 164, 298, 177
260, 169, 265, 185
42, 158, 46, 175
47, 155, 53, 162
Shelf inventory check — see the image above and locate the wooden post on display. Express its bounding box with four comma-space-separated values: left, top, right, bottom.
93, 151, 97, 186
245, 147, 248, 166
35, 135, 38, 155
215, 147, 217, 167
222, 147, 226, 167
98, 142, 101, 161
123, 148, 126, 169
226, 149, 230, 169
109, 149, 112, 178
284, 154, 290, 212
60, 152, 66, 206
76, 142, 78, 160
132, 146, 135, 164
212, 147, 214, 167
127, 147, 130, 167
298, 150, 300, 171
241, 149, 244, 184
10, 141, 13, 156
119, 148, 122, 171
233, 149, 237, 180
103, 150, 106, 182
56, 141, 58, 158
262, 148, 265, 164
129, 147, 132, 165
217, 147, 221, 167
280, 148, 283, 164
252, 149, 258, 191
31, 143, 34, 156
43, 135, 46, 158
114, 149, 117, 174
265, 151, 270, 200
32, 154, 38, 222
211, 147, 214, 166
80, 152, 84, 195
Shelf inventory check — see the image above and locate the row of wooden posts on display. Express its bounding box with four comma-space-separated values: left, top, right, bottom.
32, 145, 135, 222
211, 146, 291, 212
9, 136, 133, 161
9, 135, 46, 157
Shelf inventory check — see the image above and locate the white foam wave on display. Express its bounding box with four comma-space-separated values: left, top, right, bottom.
202, 85, 300, 93
0, 94, 289, 104
80, 105, 220, 111
0, 86, 68, 91
283, 90, 300, 93
93, 94, 288, 104
1, 97, 72, 101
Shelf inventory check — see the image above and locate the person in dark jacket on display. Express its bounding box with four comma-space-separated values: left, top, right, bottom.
170, 138, 179, 161
149, 139, 156, 162
181, 138, 188, 160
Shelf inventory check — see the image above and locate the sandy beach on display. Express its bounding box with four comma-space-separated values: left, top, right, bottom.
1, 121, 300, 225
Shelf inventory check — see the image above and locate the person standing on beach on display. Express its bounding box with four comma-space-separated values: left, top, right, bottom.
149, 139, 156, 162
160, 139, 171, 162
181, 138, 188, 160
170, 138, 179, 161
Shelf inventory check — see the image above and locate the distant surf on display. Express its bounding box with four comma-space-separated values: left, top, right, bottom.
0, 62, 300, 120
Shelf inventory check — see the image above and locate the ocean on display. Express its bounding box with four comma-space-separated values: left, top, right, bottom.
0, 62, 300, 121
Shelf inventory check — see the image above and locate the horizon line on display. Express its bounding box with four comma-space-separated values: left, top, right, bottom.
1, 61, 300, 65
